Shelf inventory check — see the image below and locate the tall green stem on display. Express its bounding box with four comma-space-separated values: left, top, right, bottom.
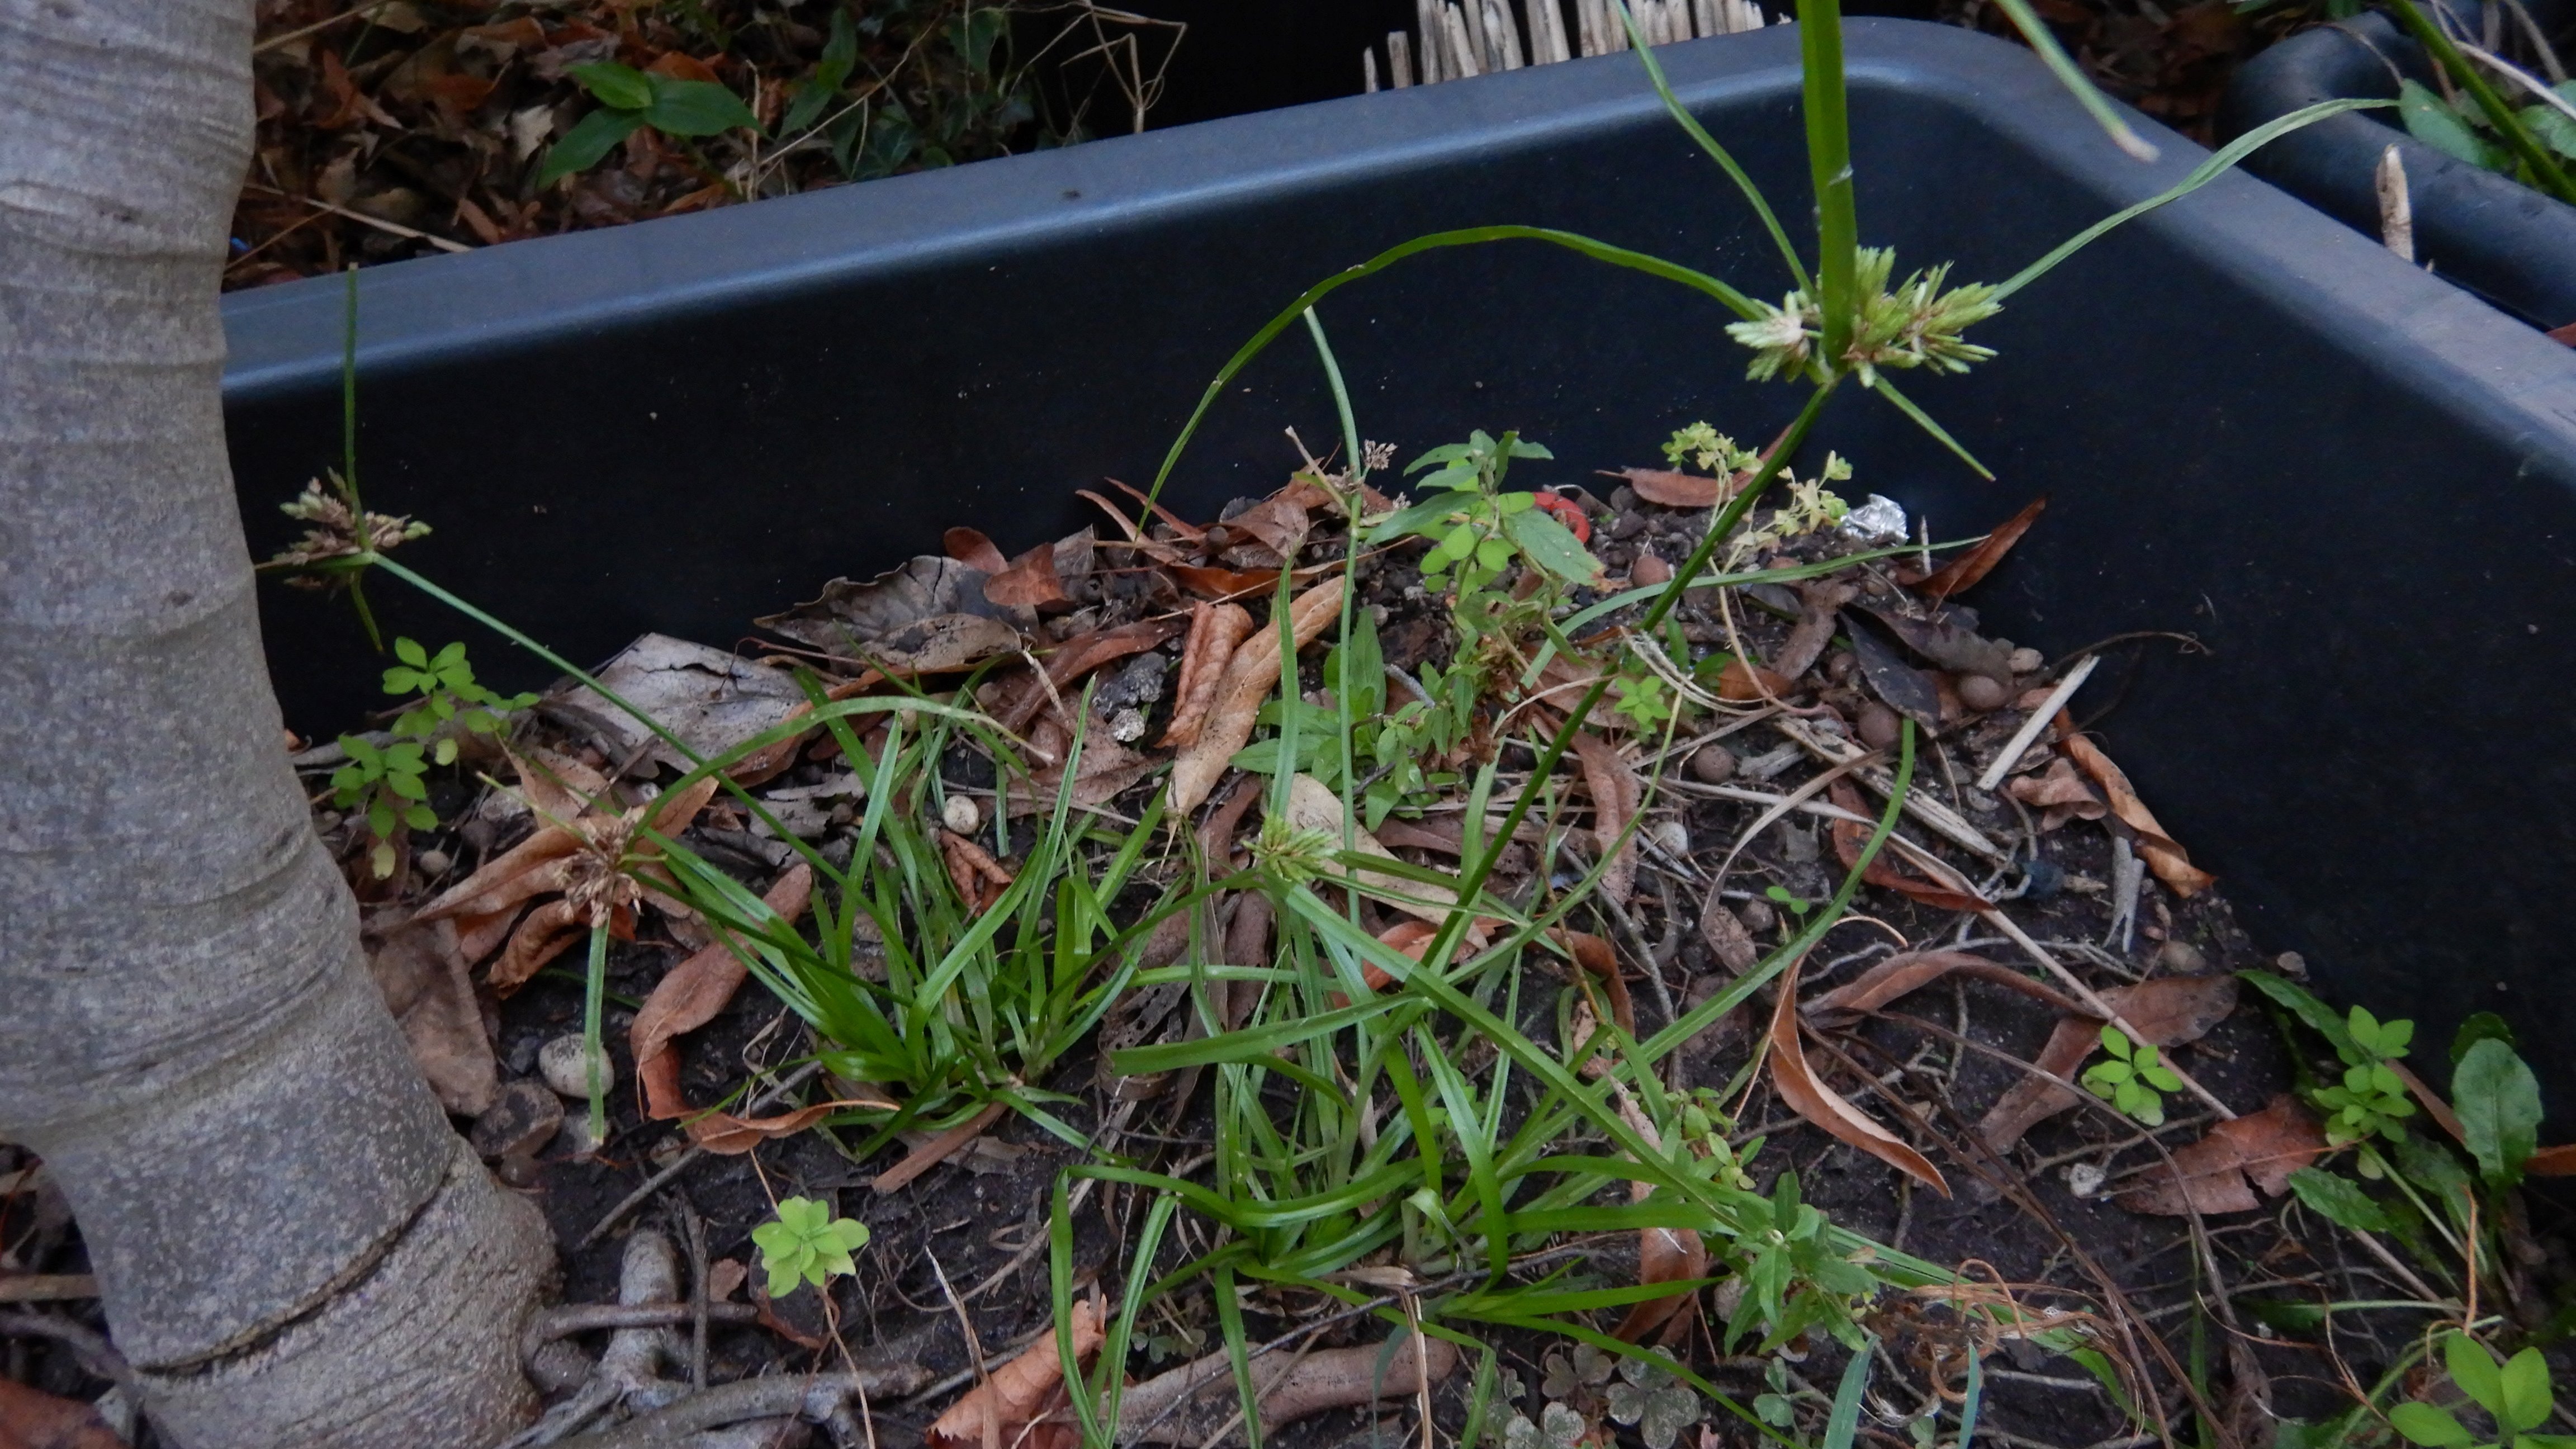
1798, 0, 1857, 366
2385, 0, 2576, 205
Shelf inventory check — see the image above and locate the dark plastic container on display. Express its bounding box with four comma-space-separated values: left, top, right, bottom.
2222, 10, 2576, 328
221, 20, 2576, 1107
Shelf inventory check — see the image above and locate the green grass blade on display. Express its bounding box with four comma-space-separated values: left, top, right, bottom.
1608, 0, 1812, 295
1797, 0, 1858, 362
1148, 226, 1761, 504
1825, 1340, 1875, 1449
1868, 376, 1994, 480
1996, 97, 2393, 300
1986, 0, 2160, 161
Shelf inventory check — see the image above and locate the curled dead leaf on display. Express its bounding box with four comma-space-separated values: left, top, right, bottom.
1900, 495, 2047, 599
756, 556, 1026, 670
944, 526, 1009, 573
1569, 731, 1640, 907
2115, 1095, 2323, 1215
1609, 466, 1737, 509
1609, 1087, 1708, 1343
2057, 723, 2214, 897
1769, 953, 1950, 1196
1160, 601, 1255, 750
1805, 949, 2088, 1020
1168, 581, 1344, 816
937, 829, 1014, 913
2005, 758, 2107, 831
1698, 888, 1760, 973
362, 910, 497, 1116
1825, 781, 1988, 912
927, 1300, 1105, 1449
1715, 657, 1796, 702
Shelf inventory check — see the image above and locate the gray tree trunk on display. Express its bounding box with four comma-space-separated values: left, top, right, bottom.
0, 2, 553, 1445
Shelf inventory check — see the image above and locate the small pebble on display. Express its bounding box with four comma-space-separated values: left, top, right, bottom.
2156, 939, 2208, 974
2066, 1162, 2106, 1199
1857, 702, 1902, 750
1737, 898, 1776, 934
1956, 674, 2010, 711
469, 1079, 565, 1160
1688, 744, 1737, 784
2275, 950, 2308, 979
1108, 707, 1148, 744
415, 847, 452, 877
2007, 647, 2045, 675
1825, 651, 1857, 682
539, 1034, 611, 1101
1631, 552, 1671, 586
941, 794, 983, 835
1646, 818, 1688, 855
1611, 512, 1650, 541
495, 1153, 545, 1190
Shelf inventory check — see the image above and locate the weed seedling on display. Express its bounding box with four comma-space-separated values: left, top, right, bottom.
2390, 1332, 2576, 1449
752, 1196, 870, 1298
2084, 1024, 2184, 1126
2318, 1006, 2419, 1145
539, 60, 763, 186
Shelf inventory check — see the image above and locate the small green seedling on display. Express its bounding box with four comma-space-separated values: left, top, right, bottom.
1765, 884, 1813, 919
1371, 430, 1600, 601
330, 736, 432, 879
2318, 1005, 2418, 1145
382, 637, 536, 766
2389, 1332, 2576, 1449
539, 61, 763, 186
2083, 1025, 2183, 1126
751, 1196, 870, 1298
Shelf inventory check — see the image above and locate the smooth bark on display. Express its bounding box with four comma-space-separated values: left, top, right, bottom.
0, 2, 551, 1443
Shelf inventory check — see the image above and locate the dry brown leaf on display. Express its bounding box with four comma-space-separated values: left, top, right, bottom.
0, 1377, 126, 1449
986, 539, 1073, 613
1555, 929, 1636, 1038
1569, 731, 1640, 907
1159, 601, 1255, 749
1900, 495, 2047, 599
636, 866, 816, 1121
1715, 658, 1796, 702
1609, 1088, 1708, 1343
2005, 758, 2108, 831
1773, 581, 1859, 683
362, 909, 498, 1115
1100, 477, 1210, 544
1976, 973, 2242, 1151
1768, 953, 1950, 1196
1805, 949, 2089, 1020
1168, 581, 1344, 815
2116, 1095, 2323, 1215
1610, 466, 1736, 509
755, 556, 1026, 670
1014, 730, 1158, 815
987, 619, 1183, 739
553, 634, 808, 773
944, 526, 1009, 573
2057, 723, 2213, 897
1825, 782, 1988, 913
1212, 493, 1311, 567
1118, 1334, 1457, 1446
1166, 562, 1316, 600
937, 829, 1014, 913
872, 1100, 1008, 1192
927, 1300, 1105, 1449
1698, 888, 1760, 973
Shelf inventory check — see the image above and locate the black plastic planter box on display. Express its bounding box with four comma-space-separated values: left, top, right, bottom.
222, 20, 2576, 1109
2223, 10, 2576, 329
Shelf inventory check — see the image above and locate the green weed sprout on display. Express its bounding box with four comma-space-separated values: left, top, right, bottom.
539, 61, 763, 187
2083, 1025, 2183, 1126
330, 737, 431, 879
752, 1196, 870, 1298
2319, 1005, 2419, 1145
382, 637, 536, 766
2390, 1332, 2576, 1449
1375, 430, 1600, 598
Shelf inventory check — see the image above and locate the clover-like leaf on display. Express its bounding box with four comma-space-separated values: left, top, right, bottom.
2390, 1401, 2473, 1448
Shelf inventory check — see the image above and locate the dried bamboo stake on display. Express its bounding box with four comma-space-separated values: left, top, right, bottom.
1419, 0, 1447, 80
2377, 144, 2416, 263
1445, 3, 1483, 75
1389, 29, 1417, 84
1487, 0, 1526, 67
1461, 0, 1493, 69
1364, 47, 1381, 91
1575, 0, 1602, 54
1695, 0, 1721, 34
1531, 0, 1571, 60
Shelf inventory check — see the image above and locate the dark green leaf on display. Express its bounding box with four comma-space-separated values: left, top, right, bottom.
2401, 79, 2509, 169
569, 60, 653, 111
2392, 1403, 2472, 1448
1502, 507, 1602, 585
643, 77, 761, 137
2239, 970, 2354, 1054
2285, 1167, 2396, 1232
2455, 1038, 2542, 1186
536, 108, 645, 185
2454, 1011, 2518, 1064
